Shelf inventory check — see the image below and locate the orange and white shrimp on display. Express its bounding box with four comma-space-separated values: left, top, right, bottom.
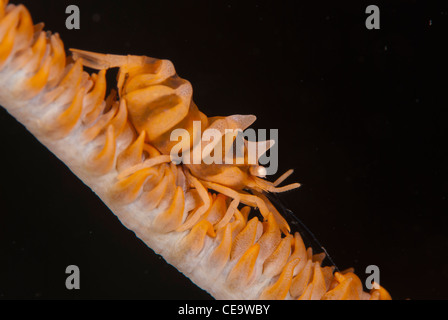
0, 0, 390, 299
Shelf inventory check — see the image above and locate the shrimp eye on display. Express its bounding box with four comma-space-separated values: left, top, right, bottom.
250, 165, 267, 178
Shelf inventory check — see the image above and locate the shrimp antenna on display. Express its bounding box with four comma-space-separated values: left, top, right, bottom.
265, 192, 340, 273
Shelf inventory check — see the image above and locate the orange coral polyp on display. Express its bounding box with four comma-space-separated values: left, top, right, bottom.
0, 0, 391, 300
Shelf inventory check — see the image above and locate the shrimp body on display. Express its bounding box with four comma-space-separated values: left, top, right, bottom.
0, 0, 390, 300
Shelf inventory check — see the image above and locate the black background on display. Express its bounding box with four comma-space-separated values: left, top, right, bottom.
0, 0, 447, 300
